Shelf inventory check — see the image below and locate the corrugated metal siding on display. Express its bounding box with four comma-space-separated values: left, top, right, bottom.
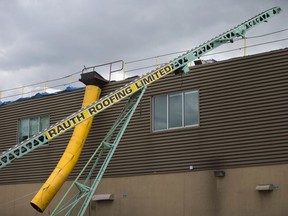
0, 48, 288, 183
101, 48, 288, 176
0, 90, 85, 183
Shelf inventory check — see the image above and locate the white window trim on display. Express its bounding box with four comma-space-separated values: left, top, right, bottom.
152, 90, 199, 132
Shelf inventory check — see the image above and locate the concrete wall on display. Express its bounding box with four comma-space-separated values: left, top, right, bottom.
94, 164, 288, 216
0, 164, 287, 216
0, 181, 89, 216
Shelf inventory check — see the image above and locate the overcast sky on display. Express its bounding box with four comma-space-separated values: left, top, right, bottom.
0, 0, 287, 101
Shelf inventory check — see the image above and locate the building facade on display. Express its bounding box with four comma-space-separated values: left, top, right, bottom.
0, 48, 288, 216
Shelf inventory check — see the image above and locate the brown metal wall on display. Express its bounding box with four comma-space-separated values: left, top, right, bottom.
0, 90, 85, 183
101, 48, 288, 177
0, 48, 287, 183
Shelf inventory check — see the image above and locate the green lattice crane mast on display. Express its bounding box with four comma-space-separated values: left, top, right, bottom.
0, 7, 282, 168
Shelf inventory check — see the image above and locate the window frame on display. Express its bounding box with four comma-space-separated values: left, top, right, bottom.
18, 115, 50, 143
152, 90, 199, 132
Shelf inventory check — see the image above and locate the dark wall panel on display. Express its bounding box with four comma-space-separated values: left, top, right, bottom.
0, 48, 288, 183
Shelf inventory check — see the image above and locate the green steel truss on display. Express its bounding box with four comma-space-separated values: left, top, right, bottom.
50, 88, 146, 216
0, 7, 281, 169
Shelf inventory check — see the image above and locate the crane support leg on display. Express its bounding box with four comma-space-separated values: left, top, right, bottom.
51, 88, 146, 216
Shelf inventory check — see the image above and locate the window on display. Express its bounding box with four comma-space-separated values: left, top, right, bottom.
152, 90, 199, 131
18, 115, 49, 142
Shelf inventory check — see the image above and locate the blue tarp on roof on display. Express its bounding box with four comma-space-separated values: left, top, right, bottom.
0, 86, 82, 106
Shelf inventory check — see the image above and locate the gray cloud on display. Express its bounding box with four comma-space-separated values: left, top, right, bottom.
0, 0, 287, 100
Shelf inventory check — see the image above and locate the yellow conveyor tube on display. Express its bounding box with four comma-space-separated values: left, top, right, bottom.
31, 85, 101, 213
